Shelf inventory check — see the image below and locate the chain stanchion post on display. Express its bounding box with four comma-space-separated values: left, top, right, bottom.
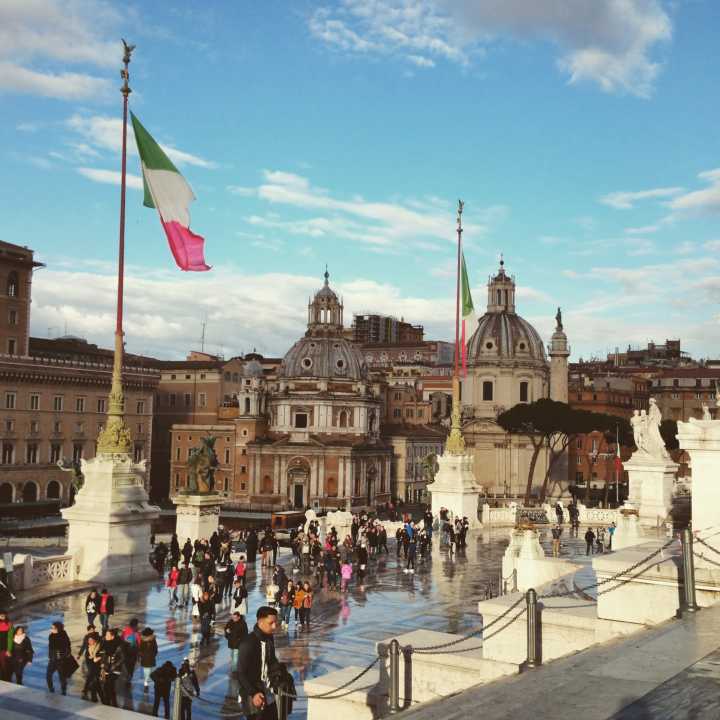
525, 589, 540, 669
389, 639, 401, 714
681, 527, 700, 613
171, 677, 182, 720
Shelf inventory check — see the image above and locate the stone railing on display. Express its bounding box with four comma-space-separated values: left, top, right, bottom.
577, 505, 619, 525
481, 502, 620, 527
11, 553, 75, 592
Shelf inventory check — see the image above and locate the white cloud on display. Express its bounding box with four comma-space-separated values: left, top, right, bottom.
0, 0, 118, 100
624, 237, 655, 256
76, 167, 143, 190
668, 168, 720, 215
67, 114, 216, 168
704, 240, 720, 252
407, 54, 435, 68
674, 240, 696, 255
0, 62, 109, 100
231, 168, 495, 249
308, 0, 672, 96
16, 121, 40, 132
600, 186, 684, 209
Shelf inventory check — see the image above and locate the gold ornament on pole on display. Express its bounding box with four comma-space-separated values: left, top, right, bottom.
97, 39, 135, 457
445, 199, 466, 456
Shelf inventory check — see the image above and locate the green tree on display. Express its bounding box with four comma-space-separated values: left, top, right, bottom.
497, 399, 631, 504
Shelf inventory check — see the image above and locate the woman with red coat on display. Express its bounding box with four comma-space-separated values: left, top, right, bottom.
166, 565, 180, 608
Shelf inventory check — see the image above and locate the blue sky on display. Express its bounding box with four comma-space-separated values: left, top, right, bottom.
1, 1, 719, 360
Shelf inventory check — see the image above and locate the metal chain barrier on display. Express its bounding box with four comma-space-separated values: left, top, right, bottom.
411, 594, 526, 653
178, 678, 245, 718
695, 536, 720, 555
540, 537, 677, 600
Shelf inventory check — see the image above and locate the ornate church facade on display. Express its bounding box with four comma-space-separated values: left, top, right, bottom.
243, 272, 393, 509
461, 260, 569, 498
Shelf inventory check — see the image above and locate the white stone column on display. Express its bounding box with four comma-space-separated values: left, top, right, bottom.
273, 456, 280, 495
318, 457, 325, 497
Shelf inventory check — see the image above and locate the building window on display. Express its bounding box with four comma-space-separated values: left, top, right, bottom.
175, 473, 180, 490
417, 409, 423, 417
97, 423, 103, 434
5, 392, 16, 410
233, 372, 239, 383
295, 412, 308, 429
482, 381, 493, 402
224, 372, 231, 381
7, 338, 17, 355
185, 374, 191, 380
30, 420, 39, 433
53, 396, 63, 412
26, 443, 38, 464
241, 483, 246, 491
695, 393, 702, 400
240, 465, 246, 474
327, 476, 338, 497
188, 448, 193, 459
591, 438, 598, 454
1, 442, 13, 464
29, 394, 40, 410
133, 445, 142, 463
394, 392, 401, 401
75, 421, 84, 434
4, 419, 13, 433
224, 448, 230, 464
136, 400, 145, 414
696, 379, 702, 387
393, 408, 401, 418
242, 429, 248, 437
244, 397, 251, 414
176, 447, 181, 460
198, 393, 207, 408
576, 455, 582, 466
520, 381, 529, 403
7, 272, 18, 297
671, 393, 679, 400
405, 408, 413, 417
169, 393, 176, 408
184, 393, 192, 407
97, 398, 106, 413
76, 397, 85, 412
224, 477, 229, 492
241, 448, 246, 456
72, 443, 83, 462
673, 379, 679, 387
575, 471, 584, 485
137, 424, 143, 435
8, 309, 17, 325
576, 437, 582, 450
200, 373, 206, 380
50, 444, 61, 463
170, 374, 176, 380
53, 420, 62, 434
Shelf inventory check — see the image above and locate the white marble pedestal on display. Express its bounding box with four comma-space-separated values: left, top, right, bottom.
62, 453, 159, 583
172, 493, 223, 543
429, 452, 482, 528
623, 456, 677, 527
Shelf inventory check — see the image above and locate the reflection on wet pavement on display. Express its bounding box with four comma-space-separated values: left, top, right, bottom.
12, 529, 547, 718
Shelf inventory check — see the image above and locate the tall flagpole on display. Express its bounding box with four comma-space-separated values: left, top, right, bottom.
97, 39, 135, 456
445, 199, 466, 456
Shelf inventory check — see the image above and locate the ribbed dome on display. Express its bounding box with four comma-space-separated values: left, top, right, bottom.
280, 337, 368, 380
467, 312, 547, 363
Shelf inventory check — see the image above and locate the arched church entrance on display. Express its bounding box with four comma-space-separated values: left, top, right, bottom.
288, 457, 310, 509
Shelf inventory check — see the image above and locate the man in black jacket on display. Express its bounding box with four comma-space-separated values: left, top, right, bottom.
225, 611, 248, 672
236, 606, 280, 719
151, 660, 177, 718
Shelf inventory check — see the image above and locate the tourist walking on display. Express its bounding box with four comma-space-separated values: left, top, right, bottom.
299, 581, 313, 629
246, 529, 259, 564
596, 527, 605, 554
98, 588, 115, 631
167, 565, 180, 608
225, 611, 249, 670
340, 561, 352, 592
178, 563, 192, 607
278, 581, 295, 629
9, 626, 33, 685
99, 628, 124, 706
585, 528, 596, 555
46, 621, 72, 695
236, 606, 281, 720
607, 522, 617, 551
151, 660, 177, 718
80, 634, 102, 702
121, 618, 141, 681
551, 525, 562, 557
139, 627, 158, 690
178, 658, 200, 720
85, 588, 100, 626
232, 579, 249, 617
182, 538, 193, 566
198, 592, 214, 646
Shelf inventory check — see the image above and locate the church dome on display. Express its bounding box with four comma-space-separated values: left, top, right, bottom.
280, 268, 368, 380
280, 336, 368, 380
467, 258, 547, 364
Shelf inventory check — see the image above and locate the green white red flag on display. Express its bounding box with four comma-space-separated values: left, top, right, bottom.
131, 113, 210, 272
461, 252, 475, 376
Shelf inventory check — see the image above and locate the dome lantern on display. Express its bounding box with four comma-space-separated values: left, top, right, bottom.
486, 256, 516, 314
307, 267, 343, 337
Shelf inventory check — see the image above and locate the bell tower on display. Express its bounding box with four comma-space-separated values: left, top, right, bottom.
486, 257, 516, 314
307, 268, 343, 337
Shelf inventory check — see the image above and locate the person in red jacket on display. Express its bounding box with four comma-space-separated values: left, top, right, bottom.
0, 611, 14, 681
166, 565, 180, 608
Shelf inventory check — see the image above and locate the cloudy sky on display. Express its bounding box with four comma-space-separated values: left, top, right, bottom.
2, 1, 719, 361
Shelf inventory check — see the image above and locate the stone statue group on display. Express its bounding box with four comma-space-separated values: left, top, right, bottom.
630, 398, 670, 461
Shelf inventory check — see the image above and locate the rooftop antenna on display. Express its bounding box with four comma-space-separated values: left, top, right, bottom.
200, 314, 207, 353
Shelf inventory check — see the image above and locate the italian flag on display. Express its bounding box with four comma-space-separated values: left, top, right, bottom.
460, 251, 476, 376
131, 113, 210, 272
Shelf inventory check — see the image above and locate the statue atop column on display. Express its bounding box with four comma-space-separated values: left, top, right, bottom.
186, 436, 219, 493
630, 399, 670, 461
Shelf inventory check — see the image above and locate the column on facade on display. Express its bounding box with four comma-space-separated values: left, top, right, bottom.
273, 455, 280, 495
348, 459, 355, 500
318, 456, 325, 498
310, 456, 318, 499
386, 456, 391, 495
279, 456, 288, 504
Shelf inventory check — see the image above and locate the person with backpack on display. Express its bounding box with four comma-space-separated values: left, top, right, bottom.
99, 628, 124, 706
178, 658, 200, 720
85, 588, 100, 626
121, 618, 141, 682
278, 580, 295, 629
178, 564, 192, 608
